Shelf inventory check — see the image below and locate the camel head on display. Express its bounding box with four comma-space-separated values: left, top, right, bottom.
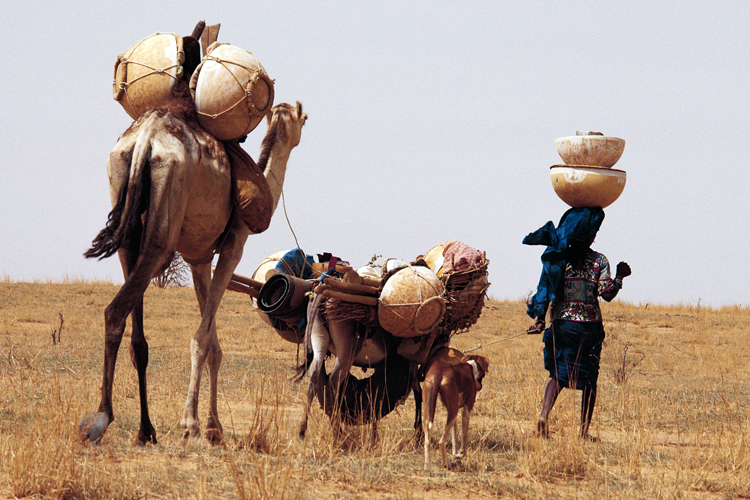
268, 101, 306, 147
258, 101, 306, 173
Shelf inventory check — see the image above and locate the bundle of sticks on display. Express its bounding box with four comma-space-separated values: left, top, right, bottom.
228, 270, 382, 301
227, 273, 264, 298
313, 272, 381, 305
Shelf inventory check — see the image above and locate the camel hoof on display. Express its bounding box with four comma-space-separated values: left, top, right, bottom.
205, 428, 223, 445
136, 428, 158, 446
80, 412, 109, 443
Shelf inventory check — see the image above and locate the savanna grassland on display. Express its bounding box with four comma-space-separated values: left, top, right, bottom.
1, 279, 749, 499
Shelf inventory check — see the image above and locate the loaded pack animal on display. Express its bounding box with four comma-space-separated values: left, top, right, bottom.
421, 347, 489, 470
295, 291, 416, 438
80, 99, 306, 444
247, 246, 488, 444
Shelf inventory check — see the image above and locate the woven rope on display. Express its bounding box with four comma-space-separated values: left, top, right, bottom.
322, 298, 378, 324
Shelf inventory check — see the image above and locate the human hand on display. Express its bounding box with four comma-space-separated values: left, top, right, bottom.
616, 262, 631, 278
526, 320, 545, 335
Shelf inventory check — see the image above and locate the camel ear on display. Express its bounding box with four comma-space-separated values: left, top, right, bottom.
296, 101, 304, 117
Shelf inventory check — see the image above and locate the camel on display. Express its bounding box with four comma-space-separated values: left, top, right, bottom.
80, 99, 306, 444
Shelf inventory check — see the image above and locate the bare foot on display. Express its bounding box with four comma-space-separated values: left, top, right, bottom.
536, 418, 549, 438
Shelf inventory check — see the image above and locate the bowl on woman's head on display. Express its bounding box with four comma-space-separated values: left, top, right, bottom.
550, 165, 626, 208
555, 135, 625, 168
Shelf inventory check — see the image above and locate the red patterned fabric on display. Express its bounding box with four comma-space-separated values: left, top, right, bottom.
440, 241, 483, 274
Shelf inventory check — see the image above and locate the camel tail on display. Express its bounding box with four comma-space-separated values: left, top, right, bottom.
293, 317, 315, 381
84, 120, 154, 260
294, 292, 323, 381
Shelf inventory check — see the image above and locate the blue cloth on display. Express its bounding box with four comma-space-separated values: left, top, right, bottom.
543, 320, 605, 389
523, 207, 605, 319
274, 248, 315, 279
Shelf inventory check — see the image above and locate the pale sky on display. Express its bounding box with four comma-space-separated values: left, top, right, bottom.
2, 1, 748, 308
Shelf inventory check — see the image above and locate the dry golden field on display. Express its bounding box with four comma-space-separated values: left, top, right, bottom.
1, 278, 749, 499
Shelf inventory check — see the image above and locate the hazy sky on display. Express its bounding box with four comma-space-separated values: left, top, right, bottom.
2, 1, 748, 308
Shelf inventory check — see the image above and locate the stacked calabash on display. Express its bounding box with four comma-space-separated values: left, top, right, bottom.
550, 133, 626, 208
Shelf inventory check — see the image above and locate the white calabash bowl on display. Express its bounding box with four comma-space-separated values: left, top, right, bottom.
555, 135, 625, 168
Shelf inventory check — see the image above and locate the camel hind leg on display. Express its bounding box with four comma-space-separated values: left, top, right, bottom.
299, 309, 331, 438
129, 298, 157, 444
81, 235, 170, 444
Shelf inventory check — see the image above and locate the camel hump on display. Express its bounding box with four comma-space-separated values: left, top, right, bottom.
223, 141, 273, 233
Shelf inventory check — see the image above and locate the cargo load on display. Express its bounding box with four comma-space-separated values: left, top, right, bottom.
190, 43, 274, 141
112, 24, 272, 142
113, 33, 186, 120
378, 263, 446, 338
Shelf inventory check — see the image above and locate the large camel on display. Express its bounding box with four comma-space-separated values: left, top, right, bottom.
81, 100, 306, 444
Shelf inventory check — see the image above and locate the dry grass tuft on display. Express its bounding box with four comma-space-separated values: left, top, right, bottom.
1, 281, 750, 498
1, 378, 125, 499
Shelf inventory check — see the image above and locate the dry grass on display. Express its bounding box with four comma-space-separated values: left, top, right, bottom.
1, 279, 749, 498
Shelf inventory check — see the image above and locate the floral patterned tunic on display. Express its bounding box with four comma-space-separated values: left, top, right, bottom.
550, 250, 615, 323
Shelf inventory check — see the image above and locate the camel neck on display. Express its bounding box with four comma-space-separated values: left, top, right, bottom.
264, 147, 291, 212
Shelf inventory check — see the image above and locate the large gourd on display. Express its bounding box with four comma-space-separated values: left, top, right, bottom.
190, 43, 274, 140
378, 265, 445, 338
113, 33, 185, 120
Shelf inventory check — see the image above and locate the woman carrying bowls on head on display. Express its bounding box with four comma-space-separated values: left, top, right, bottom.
524, 207, 631, 439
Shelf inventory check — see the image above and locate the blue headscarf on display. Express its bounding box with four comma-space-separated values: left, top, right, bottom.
523, 207, 605, 319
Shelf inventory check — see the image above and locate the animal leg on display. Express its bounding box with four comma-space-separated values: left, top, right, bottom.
439, 415, 457, 470
299, 310, 331, 438
439, 385, 459, 470
129, 298, 157, 445
325, 319, 358, 415
422, 377, 438, 471
180, 262, 211, 440
451, 418, 459, 459
423, 413, 432, 470
413, 378, 424, 445
458, 407, 470, 459
81, 235, 165, 443
203, 324, 223, 443
191, 262, 225, 444
79, 300, 128, 443
181, 223, 248, 443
